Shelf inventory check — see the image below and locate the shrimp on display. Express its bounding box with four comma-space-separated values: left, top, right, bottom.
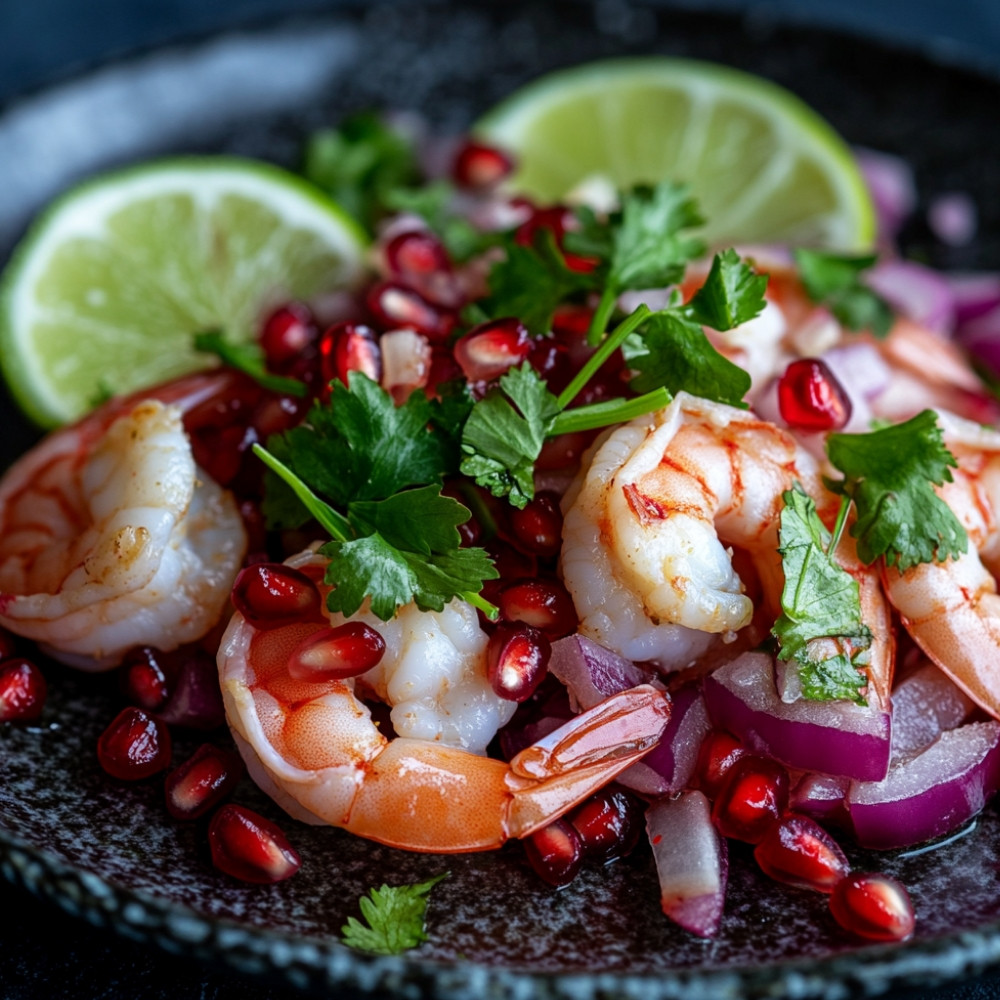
881, 410, 1000, 719
560, 393, 894, 705
0, 376, 247, 669
218, 551, 671, 852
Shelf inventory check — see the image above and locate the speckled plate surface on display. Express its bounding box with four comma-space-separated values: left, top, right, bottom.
3, 4, 1000, 998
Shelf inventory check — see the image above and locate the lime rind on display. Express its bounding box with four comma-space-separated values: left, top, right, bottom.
0, 157, 368, 428
475, 57, 875, 253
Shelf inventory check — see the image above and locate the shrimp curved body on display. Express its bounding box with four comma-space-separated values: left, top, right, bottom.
561, 393, 894, 703
218, 553, 671, 852
0, 388, 246, 669
882, 411, 1000, 718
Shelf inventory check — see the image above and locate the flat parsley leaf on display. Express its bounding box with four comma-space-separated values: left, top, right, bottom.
569, 182, 705, 292
304, 112, 420, 232
258, 374, 496, 620
826, 410, 968, 571
459, 363, 561, 508
193, 331, 307, 397
625, 309, 751, 406
794, 248, 894, 338
772, 485, 873, 704
341, 873, 448, 956
479, 230, 589, 335
623, 251, 764, 407
687, 249, 769, 332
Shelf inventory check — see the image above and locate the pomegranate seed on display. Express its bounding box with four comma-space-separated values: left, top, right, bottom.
829, 873, 916, 942
515, 205, 597, 273
231, 563, 323, 630
208, 804, 301, 884
524, 817, 583, 887
452, 139, 514, 189
487, 624, 550, 702
568, 787, 642, 863
120, 646, 172, 711
508, 491, 563, 558
754, 813, 850, 892
366, 281, 456, 341
319, 322, 382, 390
165, 744, 244, 820
694, 730, 748, 799
777, 358, 852, 432
385, 230, 451, 279
158, 648, 226, 730
711, 755, 789, 843
97, 707, 172, 780
498, 579, 578, 639
535, 430, 594, 471
238, 499, 269, 559
453, 317, 532, 383
380, 328, 433, 402
0, 658, 46, 723
288, 623, 386, 681
259, 303, 318, 369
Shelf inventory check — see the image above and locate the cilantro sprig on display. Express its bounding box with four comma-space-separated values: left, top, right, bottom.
460, 306, 669, 507
256, 373, 497, 620
794, 248, 894, 339
194, 331, 307, 397
772, 485, 872, 704
825, 410, 967, 571
341, 873, 449, 955
565, 181, 706, 345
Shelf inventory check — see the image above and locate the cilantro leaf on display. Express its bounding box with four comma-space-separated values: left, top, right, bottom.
772, 485, 873, 704
479, 231, 588, 335
341, 873, 448, 956
826, 410, 968, 571
625, 309, 752, 406
323, 487, 497, 619
569, 182, 705, 292
194, 331, 306, 397
686, 249, 768, 332
459, 364, 561, 507
304, 112, 420, 232
794, 248, 894, 338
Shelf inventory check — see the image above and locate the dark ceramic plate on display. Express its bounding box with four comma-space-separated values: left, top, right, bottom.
3, 4, 1000, 998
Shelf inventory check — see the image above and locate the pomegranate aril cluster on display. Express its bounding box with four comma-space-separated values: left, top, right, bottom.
524, 786, 643, 888
692, 727, 916, 941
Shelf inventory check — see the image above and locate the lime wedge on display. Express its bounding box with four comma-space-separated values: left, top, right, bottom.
475, 58, 874, 253
0, 158, 367, 427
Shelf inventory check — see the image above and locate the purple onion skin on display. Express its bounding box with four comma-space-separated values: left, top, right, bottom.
704, 654, 891, 782
848, 721, 1000, 850
640, 687, 710, 793
549, 635, 657, 711
646, 790, 728, 938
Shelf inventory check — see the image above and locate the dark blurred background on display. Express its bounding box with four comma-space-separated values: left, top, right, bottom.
0, 0, 999, 102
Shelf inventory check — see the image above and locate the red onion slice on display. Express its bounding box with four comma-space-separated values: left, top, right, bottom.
848, 721, 1000, 849
704, 653, 891, 781
890, 660, 975, 762
633, 686, 710, 794
947, 272, 1000, 325
549, 635, 658, 712
790, 772, 850, 827
646, 790, 728, 938
866, 259, 956, 335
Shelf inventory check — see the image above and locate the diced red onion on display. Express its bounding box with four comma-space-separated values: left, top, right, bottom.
821, 342, 891, 402
848, 721, 1000, 849
548, 634, 658, 712
703, 653, 891, 782
866, 259, 956, 335
646, 790, 728, 938
947, 272, 1000, 325
623, 686, 710, 795
928, 192, 978, 247
790, 772, 850, 827
890, 660, 975, 763
854, 147, 917, 241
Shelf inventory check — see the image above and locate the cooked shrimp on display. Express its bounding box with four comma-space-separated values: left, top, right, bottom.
0, 383, 247, 669
561, 392, 894, 704
881, 411, 1000, 719
218, 551, 671, 852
